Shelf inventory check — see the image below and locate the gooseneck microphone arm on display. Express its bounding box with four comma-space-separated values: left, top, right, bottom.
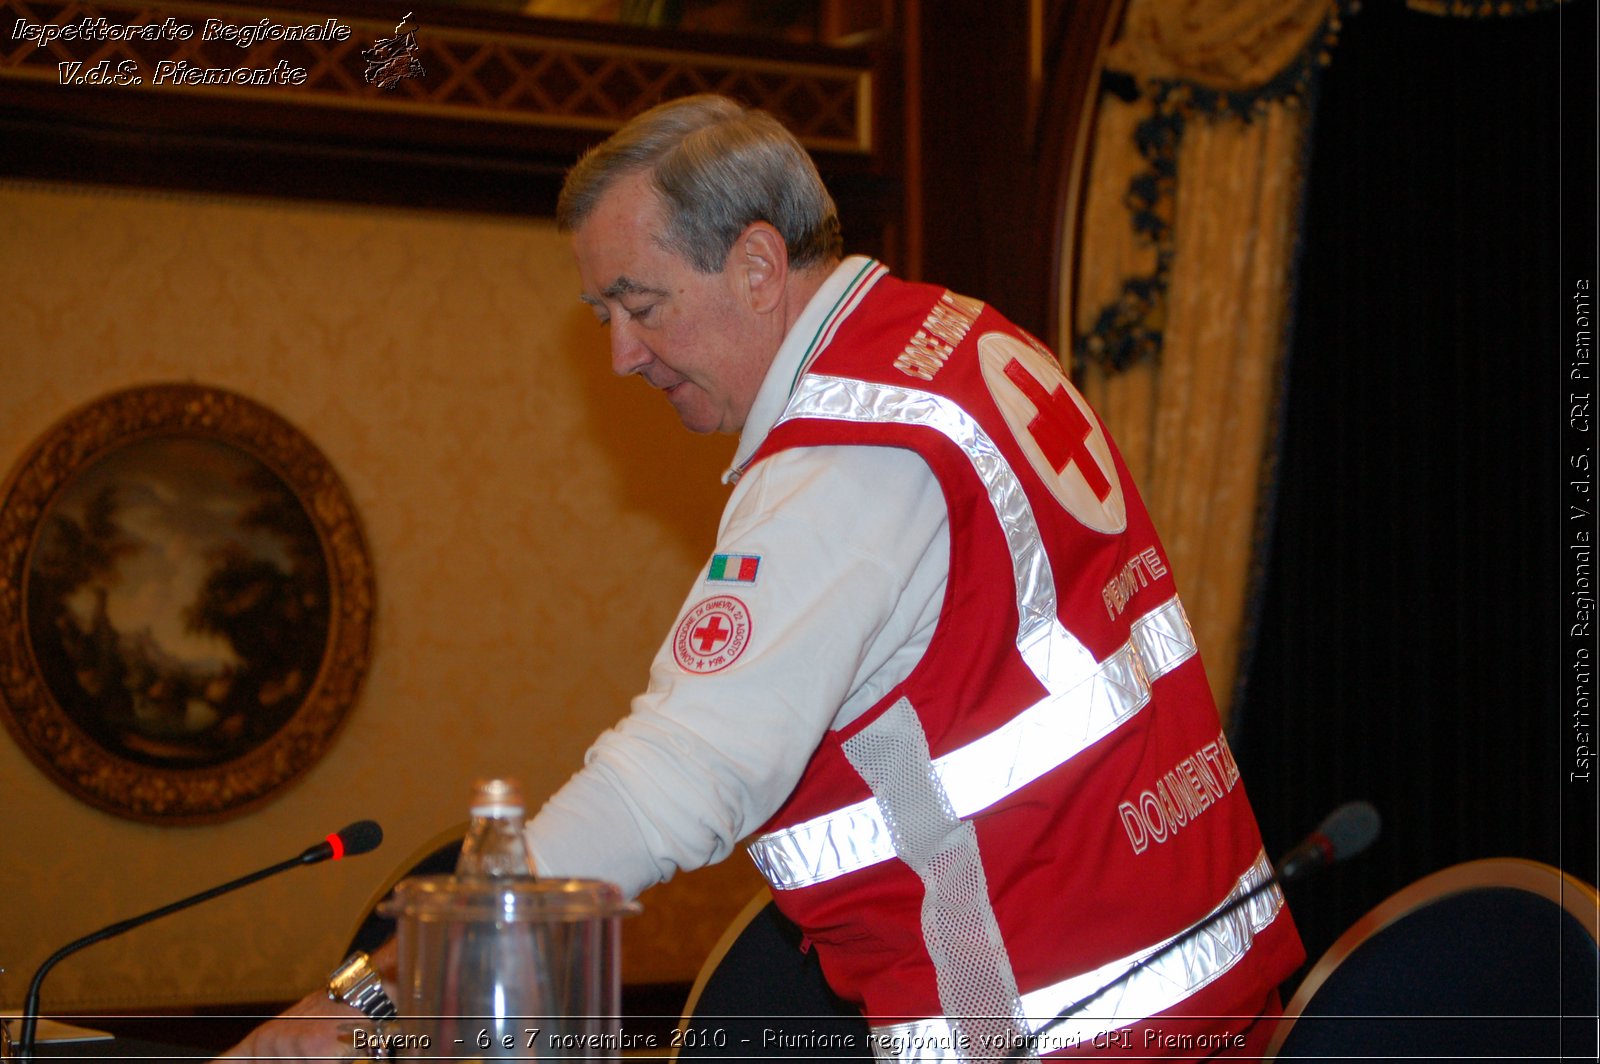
1006, 801, 1380, 1062
18, 819, 382, 1063
1013, 867, 1284, 1059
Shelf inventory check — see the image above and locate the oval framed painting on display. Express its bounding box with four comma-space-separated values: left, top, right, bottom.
0, 384, 375, 823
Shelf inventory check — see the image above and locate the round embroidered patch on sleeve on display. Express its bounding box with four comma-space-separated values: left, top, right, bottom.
672, 595, 753, 674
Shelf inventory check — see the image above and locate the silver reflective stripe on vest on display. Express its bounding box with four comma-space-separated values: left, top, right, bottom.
1130, 597, 1198, 680
779, 373, 1100, 688
747, 617, 1192, 890
843, 699, 1033, 1061
748, 375, 1198, 891
865, 852, 1283, 1063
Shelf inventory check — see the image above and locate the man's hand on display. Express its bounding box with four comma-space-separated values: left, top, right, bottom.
220, 941, 400, 1061
216, 989, 367, 1061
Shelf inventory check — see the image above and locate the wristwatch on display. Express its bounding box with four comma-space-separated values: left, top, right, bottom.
327, 951, 399, 1022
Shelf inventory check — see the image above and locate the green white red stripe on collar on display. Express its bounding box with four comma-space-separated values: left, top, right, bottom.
786, 258, 889, 399
726, 258, 888, 485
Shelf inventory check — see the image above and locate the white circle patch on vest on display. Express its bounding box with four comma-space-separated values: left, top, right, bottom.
976, 331, 1127, 534
672, 595, 753, 674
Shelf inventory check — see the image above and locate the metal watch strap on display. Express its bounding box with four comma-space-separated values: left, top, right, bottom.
328, 951, 399, 1022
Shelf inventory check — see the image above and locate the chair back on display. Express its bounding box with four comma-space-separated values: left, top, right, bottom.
342, 826, 465, 959
1268, 858, 1598, 1061
675, 890, 869, 1060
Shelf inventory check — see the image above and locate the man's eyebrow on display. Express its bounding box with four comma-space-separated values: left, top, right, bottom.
601, 276, 667, 300
578, 276, 668, 309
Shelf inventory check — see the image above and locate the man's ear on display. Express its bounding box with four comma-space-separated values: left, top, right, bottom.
735, 222, 789, 313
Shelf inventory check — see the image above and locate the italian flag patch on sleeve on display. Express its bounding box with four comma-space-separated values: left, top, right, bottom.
707, 553, 760, 584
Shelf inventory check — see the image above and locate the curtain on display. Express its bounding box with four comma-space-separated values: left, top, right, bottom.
1066, 0, 1342, 721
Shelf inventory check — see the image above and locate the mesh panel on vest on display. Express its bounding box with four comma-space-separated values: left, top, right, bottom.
844, 699, 1036, 1063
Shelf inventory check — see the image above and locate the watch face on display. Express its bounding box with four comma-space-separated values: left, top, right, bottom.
329, 954, 375, 998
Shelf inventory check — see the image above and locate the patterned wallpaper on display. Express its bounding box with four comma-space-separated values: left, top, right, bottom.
0, 180, 765, 1012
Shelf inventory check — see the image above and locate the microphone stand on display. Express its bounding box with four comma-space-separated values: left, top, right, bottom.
999, 801, 1378, 1060
1005, 871, 1288, 1062
18, 841, 359, 1062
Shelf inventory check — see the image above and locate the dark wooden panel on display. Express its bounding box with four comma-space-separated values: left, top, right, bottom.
911, 0, 1123, 343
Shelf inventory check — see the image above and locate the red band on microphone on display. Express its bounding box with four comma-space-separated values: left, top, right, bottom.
326, 832, 346, 860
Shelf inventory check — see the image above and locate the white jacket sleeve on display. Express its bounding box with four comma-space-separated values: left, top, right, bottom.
525, 443, 948, 898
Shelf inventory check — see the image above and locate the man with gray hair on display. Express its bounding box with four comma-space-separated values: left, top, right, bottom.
229, 93, 1300, 1062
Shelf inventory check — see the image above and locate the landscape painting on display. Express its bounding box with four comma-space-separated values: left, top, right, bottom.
0, 385, 373, 821
27, 435, 330, 768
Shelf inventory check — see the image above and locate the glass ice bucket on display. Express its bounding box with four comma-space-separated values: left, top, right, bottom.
379, 876, 638, 1059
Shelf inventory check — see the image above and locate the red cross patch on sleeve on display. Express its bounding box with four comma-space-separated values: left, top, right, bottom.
672, 596, 753, 674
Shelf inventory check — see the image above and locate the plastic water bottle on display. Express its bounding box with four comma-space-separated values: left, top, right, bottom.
448, 778, 542, 1057
456, 778, 537, 878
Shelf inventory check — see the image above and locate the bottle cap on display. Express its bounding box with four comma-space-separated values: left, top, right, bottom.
470, 777, 525, 817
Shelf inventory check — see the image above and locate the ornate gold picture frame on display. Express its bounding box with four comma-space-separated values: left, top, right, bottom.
0, 384, 374, 823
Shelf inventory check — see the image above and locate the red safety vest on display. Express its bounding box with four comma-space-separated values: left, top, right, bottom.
743, 266, 1303, 1059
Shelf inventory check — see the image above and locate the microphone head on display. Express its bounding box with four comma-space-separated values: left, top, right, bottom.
1317, 801, 1381, 863
334, 820, 384, 858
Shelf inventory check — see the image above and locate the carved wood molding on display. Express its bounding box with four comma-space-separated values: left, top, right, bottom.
0, 0, 871, 151
0, 0, 887, 220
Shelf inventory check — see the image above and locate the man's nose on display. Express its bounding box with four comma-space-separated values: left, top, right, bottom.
609, 321, 651, 377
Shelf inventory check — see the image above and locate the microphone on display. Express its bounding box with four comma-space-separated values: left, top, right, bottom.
1008, 802, 1380, 1061
299, 819, 385, 864
1275, 801, 1381, 883
17, 820, 383, 1063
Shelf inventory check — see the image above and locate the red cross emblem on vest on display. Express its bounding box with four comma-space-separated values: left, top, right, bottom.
977, 330, 1126, 533
1001, 358, 1113, 502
